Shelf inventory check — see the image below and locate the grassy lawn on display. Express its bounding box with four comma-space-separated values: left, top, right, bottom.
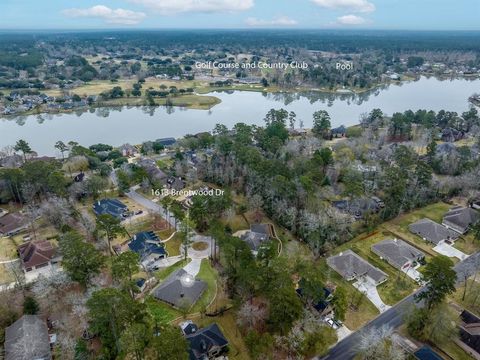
145, 296, 181, 325
333, 230, 419, 306
0, 263, 16, 285
435, 341, 473, 360
191, 259, 218, 313
164, 233, 182, 257
451, 277, 480, 315
154, 258, 190, 281
454, 234, 477, 255
192, 242, 209, 251
0, 237, 20, 261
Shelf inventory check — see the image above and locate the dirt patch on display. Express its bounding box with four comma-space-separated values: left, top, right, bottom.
192, 242, 209, 251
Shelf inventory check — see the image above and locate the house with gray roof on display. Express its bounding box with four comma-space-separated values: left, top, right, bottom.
409, 218, 459, 244
442, 206, 480, 234
327, 250, 387, 286
371, 238, 425, 270
153, 269, 206, 309
185, 323, 229, 360
4, 315, 52, 360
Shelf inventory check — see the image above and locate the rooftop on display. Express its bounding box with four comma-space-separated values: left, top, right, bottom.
409, 218, 459, 244
443, 206, 480, 234
153, 269, 206, 308
93, 198, 128, 219
186, 323, 228, 360
371, 238, 425, 269
18, 240, 58, 269
327, 250, 387, 284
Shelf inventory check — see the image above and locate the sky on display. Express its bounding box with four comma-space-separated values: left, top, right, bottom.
1, 0, 479, 30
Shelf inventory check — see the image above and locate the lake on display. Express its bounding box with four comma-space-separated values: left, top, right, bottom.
1, 76, 479, 156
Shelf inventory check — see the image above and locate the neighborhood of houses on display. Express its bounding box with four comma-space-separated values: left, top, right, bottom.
1, 135, 480, 360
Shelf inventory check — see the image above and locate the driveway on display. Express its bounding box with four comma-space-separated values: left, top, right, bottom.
402, 266, 422, 282
433, 242, 468, 260
336, 325, 352, 341
183, 258, 202, 277
353, 279, 391, 313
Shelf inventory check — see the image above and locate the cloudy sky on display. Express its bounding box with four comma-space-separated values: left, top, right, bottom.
1, 0, 479, 30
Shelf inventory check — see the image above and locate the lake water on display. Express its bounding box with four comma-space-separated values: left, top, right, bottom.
1, 76, 479, 156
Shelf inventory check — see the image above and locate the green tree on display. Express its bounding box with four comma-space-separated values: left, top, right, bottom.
331, 287, 348, 321
112, 251, 140, 297
14, 139, 32, 162
87, 288, 149, 359
415, 255, 456, 310
472, 221, 480, 242
54, 141, 69, 161
60, 232, 105, 287
312, 110, 331, 138
23, 295, 39, 315
147, 324, 189, 360
96, 214, 126, 256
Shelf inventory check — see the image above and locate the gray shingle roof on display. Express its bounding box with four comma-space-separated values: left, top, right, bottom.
327, 250, 387, 284
5, 315, 52, 360
442, 207, 480, 234
409, 218, 459, 244
371, 238, 425, 269
153, 269, 206, 308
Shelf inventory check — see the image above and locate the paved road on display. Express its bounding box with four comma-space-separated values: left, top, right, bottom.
320, 251, 480, 360
126, 187, 177, 228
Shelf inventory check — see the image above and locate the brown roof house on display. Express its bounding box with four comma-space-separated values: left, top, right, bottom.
4, 315, 52, 360
0, 213, 28, 237
18, 241, 62, 282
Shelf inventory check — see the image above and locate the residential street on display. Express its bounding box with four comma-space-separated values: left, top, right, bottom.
320, 251, 480, 360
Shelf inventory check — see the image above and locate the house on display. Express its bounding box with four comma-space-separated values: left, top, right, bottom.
137, 158, 167, 184
0, 212, 28, 237
118, 143, 138, 157
327, 250, 388, 286
459, 309, 480, 357
331, 125, 347, 137
185, 323, 229, 360
237, 223, 273, 254
167, 176, 185, 191
409, 218, 459, 244
128, 231, 167, 268
441, 127, 464, 142
153, 269, 207, 309
296, 285, 334, 315
18, 240, 62, 281
4, 315, 52, 360
413, 346, 443, 360
371, 239, 425, 270
0, 154, 23, 168
180, 320, 199, 336
332, 198, 381, 219
442, 206, 480, 234
93, 198, 128, 220
156, 137, 176, 147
